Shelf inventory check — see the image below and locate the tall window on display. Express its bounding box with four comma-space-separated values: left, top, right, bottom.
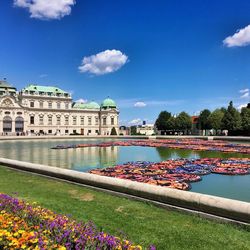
88, 117, 92, 126
48, 102, 52, 109
3, 116, 12, 132
39, 116, 43, 125
30, 116, 34, 125
103, 117, 107, 126
111, 117, 114, 125
56, 116, 61, 125
65, 103, 69, 109
95, 117, 99, 125
30, 101, 34, 108
39, 101, 43, 108
73, 116, 77, 125
48, 116, 52, 125
80, 116, 84, 125
65, 116, 69, 125
57, 102, 61, 109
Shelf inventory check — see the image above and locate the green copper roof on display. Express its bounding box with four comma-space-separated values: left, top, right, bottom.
101, 98, 117, 108
22, 84, 68, 94
0, 80, 16, 89
88, 101, 100, 109
73, 101, 100, 110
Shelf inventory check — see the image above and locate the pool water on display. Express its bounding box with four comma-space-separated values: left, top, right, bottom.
0, 139, 249, 202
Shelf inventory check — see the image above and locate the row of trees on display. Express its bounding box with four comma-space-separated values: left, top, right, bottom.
155, 111, 192, 135
155, 101, 250, 136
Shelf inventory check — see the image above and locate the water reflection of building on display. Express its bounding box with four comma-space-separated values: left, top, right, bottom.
0, 141, 118, 170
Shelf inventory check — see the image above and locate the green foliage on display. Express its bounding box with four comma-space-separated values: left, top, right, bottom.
175, 112, 192, 131
130, 126, 137, 135
198, 109, 211, 130
110, 127, 117, 135
222, 101, 241, 131
155, 111, 171, 131
208, 109, 224, 131
166, 116, 176, 130
241, 107, 250, 131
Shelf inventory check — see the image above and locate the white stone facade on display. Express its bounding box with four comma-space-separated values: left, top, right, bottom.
0, 81, 119, 136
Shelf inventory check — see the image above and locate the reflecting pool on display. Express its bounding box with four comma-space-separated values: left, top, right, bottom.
0, 139, 249, 202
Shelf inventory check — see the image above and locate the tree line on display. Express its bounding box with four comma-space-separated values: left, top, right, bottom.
155, 101, 250, 136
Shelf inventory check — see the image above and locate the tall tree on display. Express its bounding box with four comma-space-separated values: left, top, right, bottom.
155, 111, 171, 131
198, 109, 211, 130
222, 101, 241, 131
166, 116, 176, 131
110, 127, 117, 135
208, 109, 224, 134
241, 107, 250, 133
130, 126, 137, 135
175, 112, 192, 133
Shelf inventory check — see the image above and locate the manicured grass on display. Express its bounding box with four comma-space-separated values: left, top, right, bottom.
0, 166, 249, 249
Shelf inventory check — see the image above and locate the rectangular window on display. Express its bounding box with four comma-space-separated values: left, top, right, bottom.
95, 130, 99, 134
48, 130, 52, 134
65, 103, 69, 109
57, 102, 61, 109
65, 116, 69, 125
56, 116, 61, 125
65, 130, 69, 134
103, 117, 107, 126
30, 101, 34, 108
39, 116, 43, 125
48, 102, 52, 109
88, 117, 92, 126
80, 116, 84, 125
48, 116, 52, 125
88, 130, 91, 134
95, 117, 99, 125
111, 117, 114, 125
73, 129, 77, 134
39, 102, 43, 108
30, 116, 34, 125
73, 116, 77, 125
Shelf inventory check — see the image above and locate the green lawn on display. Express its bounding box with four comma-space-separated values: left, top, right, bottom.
0, 166, 249, 249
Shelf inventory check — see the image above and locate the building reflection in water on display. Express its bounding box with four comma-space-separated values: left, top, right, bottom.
0, 140, 118, 172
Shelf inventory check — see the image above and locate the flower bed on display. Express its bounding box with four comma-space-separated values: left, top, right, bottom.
0, 194, 153, 250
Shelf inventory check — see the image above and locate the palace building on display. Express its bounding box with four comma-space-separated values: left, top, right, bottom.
0, 80, 119, 136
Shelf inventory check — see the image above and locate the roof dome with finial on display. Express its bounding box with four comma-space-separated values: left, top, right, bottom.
88, 101, 100, 109
101, 97, 117, 109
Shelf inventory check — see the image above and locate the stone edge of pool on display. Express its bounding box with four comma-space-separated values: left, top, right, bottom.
0, 157, 249, 225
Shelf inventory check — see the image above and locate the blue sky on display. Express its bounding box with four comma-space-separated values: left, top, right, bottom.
1, 0, 250, 125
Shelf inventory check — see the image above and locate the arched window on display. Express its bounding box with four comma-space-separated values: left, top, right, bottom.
15, 116, 24, 132
3, 116, 12, 132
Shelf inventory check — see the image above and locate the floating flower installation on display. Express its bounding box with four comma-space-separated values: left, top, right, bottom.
89, 158, 250, 191
51, 139, 250, 154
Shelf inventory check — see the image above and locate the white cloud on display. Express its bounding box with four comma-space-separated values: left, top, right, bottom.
223, 25, 250, 47
134, 101, 146, 108
239, 88, 249, 98
78, 49, 128, 75
239, 88, 249, 94
14, 0, 76, 20
237, 103, 248, 110
129, 118, 142, 125
240, 92, 249, 98
39, 74, 48, 78
75, 98, 87, 103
